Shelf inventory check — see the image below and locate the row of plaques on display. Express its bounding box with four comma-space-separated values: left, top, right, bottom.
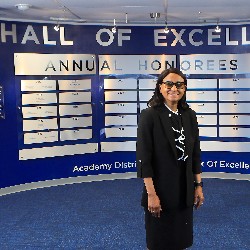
21, 79, 91, 91
24, 129, 92, 144
20, 78, 250, 146
104, 78, 250, 89
102, 78, 249, 141
22, 114, 249, 131
104, 90, 249, 102
25, 126, 249, 142
21, 79, 93, 145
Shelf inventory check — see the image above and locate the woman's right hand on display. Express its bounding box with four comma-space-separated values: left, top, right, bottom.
148, 194, 162, 218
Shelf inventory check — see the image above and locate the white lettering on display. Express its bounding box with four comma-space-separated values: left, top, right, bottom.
1, 23, 17, 43
73, 163, 112, 172
114, 161, 136, 168
154, 29, 167, 46
208, 29, 221, 45
96, 28, 114, 46
226, 28, 238, 45
242, 27, 250, 45
220, 161, 249, 169
21, 25, 40, 44
43, 26, 56, 45
118, 29, 131, 46
206, 160, 218, 168
189, 29, 203, 46
171, 29, 186, 46
59, 27, 73, 45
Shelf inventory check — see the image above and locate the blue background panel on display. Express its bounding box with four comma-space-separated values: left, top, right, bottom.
0, 21, 249, 189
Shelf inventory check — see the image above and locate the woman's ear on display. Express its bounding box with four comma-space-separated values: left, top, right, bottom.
159, 84, 162, 93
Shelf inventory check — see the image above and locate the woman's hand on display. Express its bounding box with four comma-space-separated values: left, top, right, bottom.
143, 177, 162, 217
194, 186, 204, 209
148, 193, 162, 217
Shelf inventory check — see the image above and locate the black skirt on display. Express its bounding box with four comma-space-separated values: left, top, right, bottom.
145, 206, 193, 250
144, 161, 193, 250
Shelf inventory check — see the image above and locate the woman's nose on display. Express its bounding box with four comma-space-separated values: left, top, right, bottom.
170, 84, 177, 90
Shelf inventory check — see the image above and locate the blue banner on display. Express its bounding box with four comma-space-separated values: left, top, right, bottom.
0, 21, 249, 189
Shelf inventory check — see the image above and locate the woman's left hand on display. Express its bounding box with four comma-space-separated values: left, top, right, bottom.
194, 187, 204, 209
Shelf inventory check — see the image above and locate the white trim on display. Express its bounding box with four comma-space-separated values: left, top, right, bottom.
1, 18, 250, 26
202, 172, 250, 181
0, 173, 136, 197
0, 172, 249, 197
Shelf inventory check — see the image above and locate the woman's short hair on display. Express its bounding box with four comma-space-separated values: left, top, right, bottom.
147, 68, 189, 110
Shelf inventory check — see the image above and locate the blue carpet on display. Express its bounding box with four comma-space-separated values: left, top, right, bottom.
0, 178, 249, 249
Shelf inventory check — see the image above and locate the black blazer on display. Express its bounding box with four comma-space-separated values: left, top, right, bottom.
136, 105, 202, 209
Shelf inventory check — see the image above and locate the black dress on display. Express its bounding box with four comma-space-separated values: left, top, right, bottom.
145, 107, 193, 250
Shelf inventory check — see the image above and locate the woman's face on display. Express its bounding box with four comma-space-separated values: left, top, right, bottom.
159, 73, 186, 106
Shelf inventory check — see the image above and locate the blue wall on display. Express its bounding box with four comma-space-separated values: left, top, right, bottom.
0, 21, 249, 189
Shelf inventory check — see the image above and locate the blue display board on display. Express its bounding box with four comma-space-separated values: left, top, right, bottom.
0, 21, 249, 189
0, 85, 4, 119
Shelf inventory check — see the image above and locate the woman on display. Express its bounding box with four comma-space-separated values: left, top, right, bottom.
137, 68, 204, 250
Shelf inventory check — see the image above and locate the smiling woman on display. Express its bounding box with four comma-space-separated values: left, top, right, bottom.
137, 68, 204, 249
159, 73, 186, 110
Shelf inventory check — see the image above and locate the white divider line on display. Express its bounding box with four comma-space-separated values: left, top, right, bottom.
19, 143, 98, 160
0, 172, 249, 197
0, 172, 136, 197
202, 172, 250, 181
201, 141, 250, 152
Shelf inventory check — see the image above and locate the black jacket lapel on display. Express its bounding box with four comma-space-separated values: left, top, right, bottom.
157, 106, 178, 159
180, 110, 192, 156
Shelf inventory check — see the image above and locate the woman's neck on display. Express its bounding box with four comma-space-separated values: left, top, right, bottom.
165, 102, 178, 112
